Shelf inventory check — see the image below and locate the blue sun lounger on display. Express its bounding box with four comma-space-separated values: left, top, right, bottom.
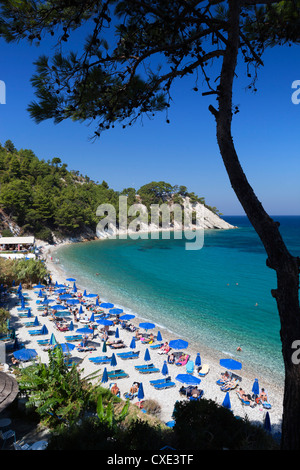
150, 376, 172, 386
138, 366, 160, 374
89, 356, 111, 363
37, 339, 49, 345
135, 363, 155, 370
153, 381, 175, 390
117, 352, 140, 360
107, 369, 129, 380
65, 335, 83, 342
28, 329, 44, 335
149, 343, 163, 349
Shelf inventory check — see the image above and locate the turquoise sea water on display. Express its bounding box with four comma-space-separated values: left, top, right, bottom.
54, 216, 300, 383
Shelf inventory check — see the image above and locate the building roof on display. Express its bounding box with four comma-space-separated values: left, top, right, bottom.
0, 236, 35, 245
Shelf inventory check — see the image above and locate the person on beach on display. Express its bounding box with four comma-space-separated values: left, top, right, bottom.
130, 382, 139, 394
237, 387, 247, 400
111, 383, 120, 396
167, 352, 175, 364
158, 342, 170, 354
259, 388, 268, 402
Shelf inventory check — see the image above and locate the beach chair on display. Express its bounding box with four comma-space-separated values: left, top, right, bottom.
186, 360, 194, 374
135, 363, 155, 370
189, 390, 204, 400
123, 391, 138, 400
236, 392, 251, 406
220, 379, 239, 392
175, 354, 190, 366
89, 356, 112, 364
65, 335, 83, 342
153, 381, 175, 390
150, 343, 163, 349
107, 370, 129, 380
138, 366, 160, 374
150, 376, 172, 386
198, 364, 210, 377
117, 352, 140, 360
28, 329, 44, 336
37, 339, 49, 345
0, 429, 16, 449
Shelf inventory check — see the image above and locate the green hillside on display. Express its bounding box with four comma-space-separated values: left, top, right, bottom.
0, 139, 218, 242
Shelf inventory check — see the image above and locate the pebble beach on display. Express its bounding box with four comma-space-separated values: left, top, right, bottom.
5, 240, 284, 439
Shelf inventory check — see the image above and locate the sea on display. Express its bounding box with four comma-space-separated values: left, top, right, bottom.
53, 215, 300, 384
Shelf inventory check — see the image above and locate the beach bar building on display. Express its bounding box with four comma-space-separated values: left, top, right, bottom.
0, 236, 35, 259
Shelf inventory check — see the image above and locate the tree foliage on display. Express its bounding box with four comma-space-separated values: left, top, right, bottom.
0, 142, 214, 239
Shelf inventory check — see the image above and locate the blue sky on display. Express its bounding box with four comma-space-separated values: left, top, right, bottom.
0, 29, 299, 215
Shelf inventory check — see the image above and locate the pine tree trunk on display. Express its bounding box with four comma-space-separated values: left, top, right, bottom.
211, 0, 300, 449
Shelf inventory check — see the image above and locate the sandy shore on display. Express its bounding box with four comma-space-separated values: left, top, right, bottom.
7, 239, 283, 438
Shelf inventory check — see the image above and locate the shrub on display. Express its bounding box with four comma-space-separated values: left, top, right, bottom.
142, 399, 161, 417
172, 398, 278, 450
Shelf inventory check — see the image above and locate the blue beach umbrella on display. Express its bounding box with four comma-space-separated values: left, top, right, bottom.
60, 294, 73, 300
137, 382, 144, 401
85, 293, 98, 298
120, 314, 135, 321
89, 312, 95, 322
79, 305, 84, 314
26, 309, 32, 318
95, 298, 100, 306
222, 392, 231, 410
83, 290, 87, 296
144, 348, 151, 362
33, 316, 39, 326
157, 331, 163, 342
130, 337, 136, 349
51, 305, 67, 310
55, 288, 66, 294
139, 322, 155, 331
56, 343, 76, 355
162, 361, 168, 376
76, 327, 93, 335
101, 367, 108, 383
69, 321, 74, 331
115, 327, 119, 339
54, 311, 70, 318
96, 319, 113, 326
101, 303, 114, 309
252, 378, 260, 396
66, 278, 76, 282
111, 353, 117, 367
109, 308, 123, 315
72, 283, 77, 293
49, 333, 57, 345
169, 339, 189, 350
175, 374, 201, 385
13, 348, 37, 361
66, 299, 80, 305
264, 412, 271, 433
34, 284, 45, 289
21, 298, 25, 309
195, 353, 202, 367
102, 341, 107, 353
38, 289, 43, 297
219, 358, 242, 371
41, 325, 48, 335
